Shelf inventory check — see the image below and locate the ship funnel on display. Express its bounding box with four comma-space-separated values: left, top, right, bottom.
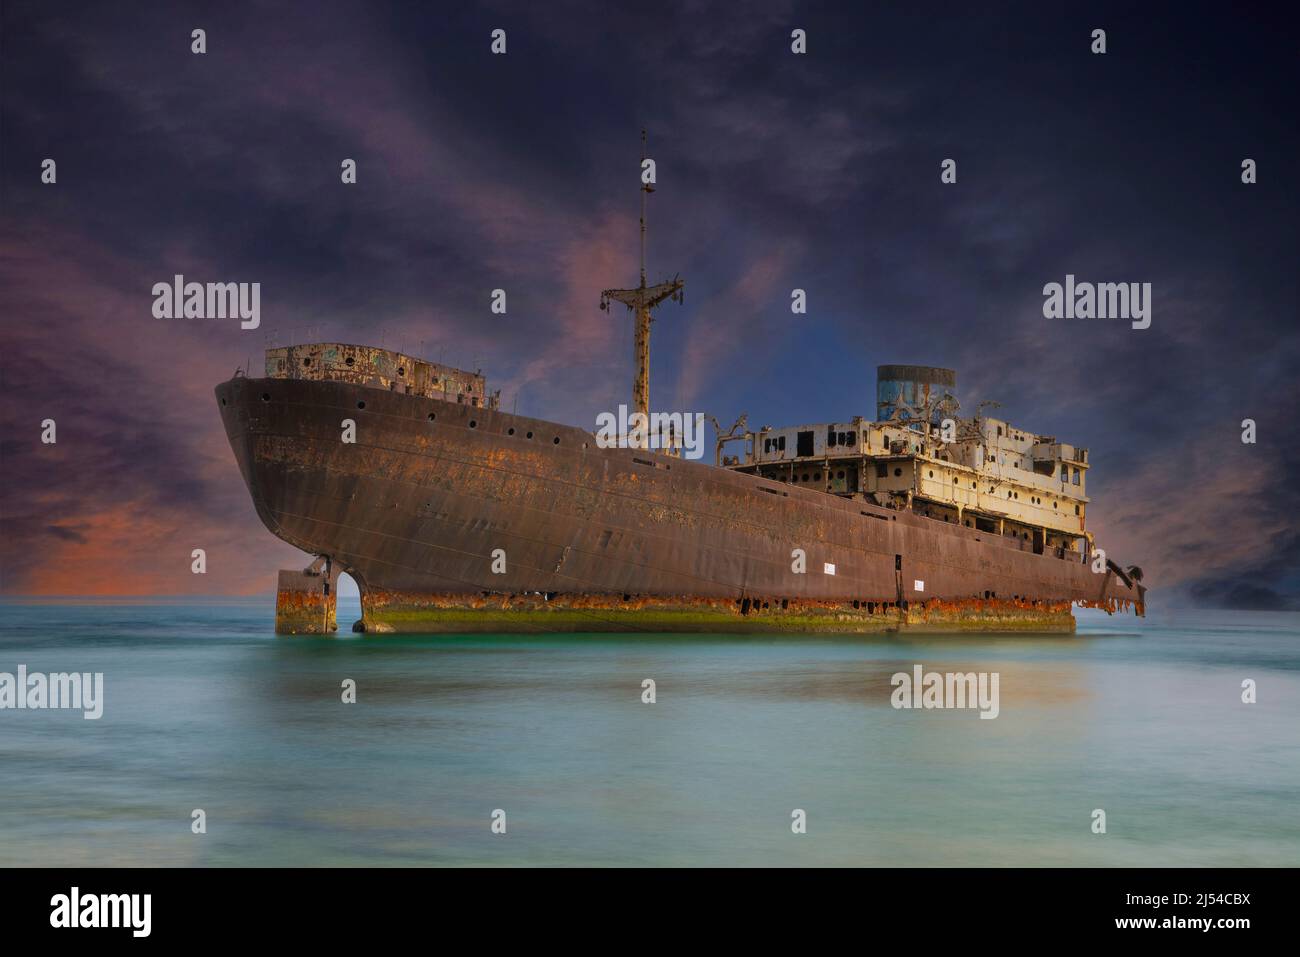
876, 364, 957, 425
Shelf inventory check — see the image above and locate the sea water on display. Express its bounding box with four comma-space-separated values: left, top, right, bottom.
0, 599, 1295, 866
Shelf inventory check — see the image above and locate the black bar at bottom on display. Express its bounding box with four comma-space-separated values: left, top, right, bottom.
0, 867, 1284, 942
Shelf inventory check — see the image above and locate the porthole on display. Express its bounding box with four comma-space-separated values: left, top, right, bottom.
507, 427, 516, 436
469, 420, 477, 429
893, 468, 902, 477
553, 437, 560, 445
261, 393, 270, 402
344, 356, 354, 367
928, 470, 934, 478
427, 413, 436, 422
302, 357, 312, 367
397, 367, 405, 377
356, 401, 366, 409
526, 431, 533, 439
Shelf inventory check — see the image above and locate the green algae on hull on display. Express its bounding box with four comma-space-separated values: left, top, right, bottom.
350, 599, 1077, 635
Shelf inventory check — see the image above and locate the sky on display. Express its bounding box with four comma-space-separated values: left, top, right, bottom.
1, 1, 1297, 609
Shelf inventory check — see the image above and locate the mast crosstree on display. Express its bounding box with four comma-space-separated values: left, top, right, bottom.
599, 129, 684, 445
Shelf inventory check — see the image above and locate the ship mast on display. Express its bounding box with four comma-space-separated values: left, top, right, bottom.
600, 128, 685, 447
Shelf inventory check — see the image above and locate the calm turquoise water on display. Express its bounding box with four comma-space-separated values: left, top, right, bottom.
0, 600, 1296, 867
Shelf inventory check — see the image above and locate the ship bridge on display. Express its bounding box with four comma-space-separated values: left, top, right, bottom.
722, 365, 1094, 563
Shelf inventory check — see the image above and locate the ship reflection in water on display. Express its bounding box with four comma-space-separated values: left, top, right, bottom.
2, 600, 1295, 866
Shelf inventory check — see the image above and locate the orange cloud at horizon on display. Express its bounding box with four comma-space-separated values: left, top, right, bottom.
16, 500, 303, 597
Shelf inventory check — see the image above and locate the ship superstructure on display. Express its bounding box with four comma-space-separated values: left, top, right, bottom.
723, 365, 1124, 575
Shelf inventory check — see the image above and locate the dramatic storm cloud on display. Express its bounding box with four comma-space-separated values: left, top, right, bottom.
1, 1, 1296, 606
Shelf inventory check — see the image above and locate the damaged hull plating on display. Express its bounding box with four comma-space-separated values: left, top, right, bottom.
216, 376, 1146, 635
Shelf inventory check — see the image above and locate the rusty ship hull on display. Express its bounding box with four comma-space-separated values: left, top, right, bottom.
216, 374, 1146, 635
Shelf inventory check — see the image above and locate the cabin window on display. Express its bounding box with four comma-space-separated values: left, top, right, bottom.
875, 462, 887, 478
827, 428, 837, 447
778, 436, 786, 451
797, 431, 814, 457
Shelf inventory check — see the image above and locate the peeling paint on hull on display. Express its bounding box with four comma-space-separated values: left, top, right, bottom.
216, 376, 1146, 636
